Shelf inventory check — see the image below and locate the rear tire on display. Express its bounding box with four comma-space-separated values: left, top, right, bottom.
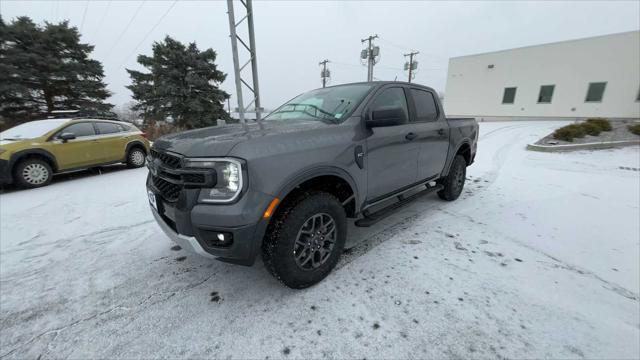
262, 192, 347, 289
14, 158, 53, 189
126, 147, 146, 168
437, 155, 467, 201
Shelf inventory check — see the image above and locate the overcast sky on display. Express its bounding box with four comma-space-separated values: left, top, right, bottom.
1, 0, 639, 110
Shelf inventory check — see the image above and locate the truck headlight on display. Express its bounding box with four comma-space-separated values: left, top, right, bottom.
183, 158, 244, 203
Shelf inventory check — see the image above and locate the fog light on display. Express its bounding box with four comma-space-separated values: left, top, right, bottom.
212, 231, 233, 246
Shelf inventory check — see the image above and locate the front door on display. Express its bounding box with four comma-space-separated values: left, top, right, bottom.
48, 122, 102, 170
408, 88, 450, 180
365, 86, 419, 200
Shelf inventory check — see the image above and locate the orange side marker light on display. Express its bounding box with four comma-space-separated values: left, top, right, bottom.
263, 197, 280, 219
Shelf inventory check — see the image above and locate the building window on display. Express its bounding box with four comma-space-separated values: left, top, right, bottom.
537, 85, 555, 104
502, 87, 517, 104
637, 87, 640, 102
585, 82, 606, 102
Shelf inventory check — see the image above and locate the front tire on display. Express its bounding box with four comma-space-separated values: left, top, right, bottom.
437, 154, 467, 201
14, 159, 53, 189
126, 147, 146, 168
262, 192, 347, 289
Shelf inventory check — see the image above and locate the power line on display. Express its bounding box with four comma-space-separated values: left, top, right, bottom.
118, 0, 177, 69
104, 0, 146, 59
79, 0, 89, 32
90, 0, 111, 43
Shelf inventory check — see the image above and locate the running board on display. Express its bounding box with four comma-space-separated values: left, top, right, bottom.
354, 184, 443, 227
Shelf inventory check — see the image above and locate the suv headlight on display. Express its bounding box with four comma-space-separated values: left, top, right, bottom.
183, 158, 244, 203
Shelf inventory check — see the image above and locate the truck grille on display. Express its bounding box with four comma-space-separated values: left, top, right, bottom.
150, 148, 181, 169
153, 176, 181, 202
149, 148, 215, 202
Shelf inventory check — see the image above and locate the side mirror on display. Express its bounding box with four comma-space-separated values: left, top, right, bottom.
366, 107, 406, 127
59, 133, 76, 142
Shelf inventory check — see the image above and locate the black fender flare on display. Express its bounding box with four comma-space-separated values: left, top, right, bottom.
275, 165, 360, 214
442, 140, 471, 177
9, 149, 59, 172
125, 140, 148, 156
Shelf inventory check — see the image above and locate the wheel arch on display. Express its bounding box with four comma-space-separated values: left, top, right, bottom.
273, 166, 360, 219
9, 149, 58, 173
125, 140, 148, 155
442, 141, 472, 177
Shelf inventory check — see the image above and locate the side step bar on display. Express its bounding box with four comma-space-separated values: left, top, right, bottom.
354, 184, 444, 227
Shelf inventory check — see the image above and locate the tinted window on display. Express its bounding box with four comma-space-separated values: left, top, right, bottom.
537, 85, 555, 103
585, 82, 606, 102
502, 87, 517, 104
96, 122, 122, 134
410, 89, 438, 121
370, 87, 409, 121
61, 122, 95, 137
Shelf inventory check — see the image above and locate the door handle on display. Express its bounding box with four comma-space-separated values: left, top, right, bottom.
437, 128, 445, 136
405, 132, 418, 141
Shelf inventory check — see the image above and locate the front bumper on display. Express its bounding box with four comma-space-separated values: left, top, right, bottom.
0, 159, 12, 184
147, 175, 274, 266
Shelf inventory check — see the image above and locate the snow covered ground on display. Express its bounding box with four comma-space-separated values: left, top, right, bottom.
1, 121, 639, 359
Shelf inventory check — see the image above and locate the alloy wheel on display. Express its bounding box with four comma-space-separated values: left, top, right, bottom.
293, 213, 337, 270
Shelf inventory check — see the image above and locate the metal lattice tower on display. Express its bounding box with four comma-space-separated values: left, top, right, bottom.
227, 0, 262, 123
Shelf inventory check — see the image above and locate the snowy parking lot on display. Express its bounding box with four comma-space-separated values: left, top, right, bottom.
1, 121, 639, 359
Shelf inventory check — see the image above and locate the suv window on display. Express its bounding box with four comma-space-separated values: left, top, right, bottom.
410, 89, 439, 121
59, 122, 96, 137
370, 87, 409, 121
96, 122, 122, 135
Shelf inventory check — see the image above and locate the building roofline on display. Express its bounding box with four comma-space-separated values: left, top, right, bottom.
449, 29, 639, 60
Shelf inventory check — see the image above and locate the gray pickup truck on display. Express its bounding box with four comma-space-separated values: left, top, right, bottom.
147, 81, 478, 288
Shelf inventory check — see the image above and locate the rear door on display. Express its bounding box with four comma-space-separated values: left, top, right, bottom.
408, 88, 450, 180
49, 122, 101, 170
94, 121, 128, 163
364, 85, 419, 200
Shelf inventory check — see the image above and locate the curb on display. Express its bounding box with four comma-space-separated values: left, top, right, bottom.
527, 139, 640, 152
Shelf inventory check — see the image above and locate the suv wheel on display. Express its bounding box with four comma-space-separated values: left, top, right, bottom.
127, 148, 146, 168
437, 154, 467, 201
14, 159, 53, 188
262, 192, 347, 289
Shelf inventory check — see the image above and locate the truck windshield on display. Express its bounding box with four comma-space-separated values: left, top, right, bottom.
265, 84, 373, 123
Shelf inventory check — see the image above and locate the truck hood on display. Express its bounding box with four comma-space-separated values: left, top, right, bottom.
152, 120, 331, 157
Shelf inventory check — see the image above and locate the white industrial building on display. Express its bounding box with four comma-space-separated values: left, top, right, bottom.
444, 31, 640, 120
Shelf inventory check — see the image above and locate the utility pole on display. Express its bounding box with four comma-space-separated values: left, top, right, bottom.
404, 51, 419, 83
319, 59, 330, 88
361, 34, 379, 82
227, 0, 262, 123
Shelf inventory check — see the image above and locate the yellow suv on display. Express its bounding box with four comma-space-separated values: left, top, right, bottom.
0, 118, 150, 188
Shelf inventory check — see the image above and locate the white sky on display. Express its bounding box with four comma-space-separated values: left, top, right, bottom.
1, 0, 639, 110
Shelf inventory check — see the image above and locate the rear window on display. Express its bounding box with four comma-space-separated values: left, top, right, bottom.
96, 122, 122, 134
410, 89, 438, 121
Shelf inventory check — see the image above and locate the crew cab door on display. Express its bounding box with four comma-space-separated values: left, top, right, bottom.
364, 86, 419, 200
407, 88, 450, 180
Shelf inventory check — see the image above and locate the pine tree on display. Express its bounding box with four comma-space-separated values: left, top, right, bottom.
127, 36, 230, 129
0, 16, 112, 124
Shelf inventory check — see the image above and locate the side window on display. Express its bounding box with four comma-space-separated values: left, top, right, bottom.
410, 89, 439, 121
59, 122, 96, 137
370, 87, 409, 122
96, 122, 122, 135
